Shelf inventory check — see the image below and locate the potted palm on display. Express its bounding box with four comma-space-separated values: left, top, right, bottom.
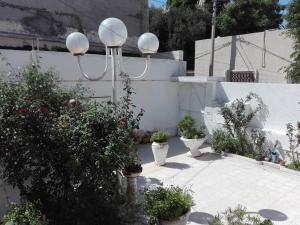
178, 115, 206, 157
150, 130, 170, 166
145, 185, 193, 225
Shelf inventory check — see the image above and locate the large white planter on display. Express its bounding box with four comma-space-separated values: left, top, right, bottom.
181, 137, 206, 157
160, 210, 191, 225
152, 142, 169, 166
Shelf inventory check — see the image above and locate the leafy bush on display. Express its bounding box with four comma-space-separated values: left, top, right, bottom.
286, 123, 300, 170
1, 203, 46, 225
150, 131, 170, 143
211, 130, 238, 154
220, 93, 264, 155
209, 205, 273, 225
178, 115, 206, 139
250, 129, 266, 160
0, 66, 143, 225
144, 186, 193, 222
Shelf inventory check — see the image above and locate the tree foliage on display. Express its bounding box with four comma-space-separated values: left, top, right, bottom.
0, 65, 143, 225
285, 0, 300, 83
150, 0, 283, 69
166, 0, 198, 8
149, 6, 211, 69
217, 0, 284, 36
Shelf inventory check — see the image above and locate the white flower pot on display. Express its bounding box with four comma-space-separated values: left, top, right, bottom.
181, 137, 206, 157
160, 210, 191, 225
152, 142, 169, 166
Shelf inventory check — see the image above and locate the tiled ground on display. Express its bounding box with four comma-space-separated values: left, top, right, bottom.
138, 137, 300, 225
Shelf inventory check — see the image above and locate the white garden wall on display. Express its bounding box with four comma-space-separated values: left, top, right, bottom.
178, 79, 300, 152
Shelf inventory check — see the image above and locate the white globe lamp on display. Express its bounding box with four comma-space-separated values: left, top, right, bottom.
66, 32, 89, 55
98, 17, 128, 47
138, 33, 159, 55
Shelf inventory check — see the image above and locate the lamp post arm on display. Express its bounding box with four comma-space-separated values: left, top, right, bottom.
120, 55, 151, 80
76, 47, 109, 81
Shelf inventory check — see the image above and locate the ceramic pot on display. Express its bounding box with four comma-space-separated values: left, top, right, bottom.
181, 137, 206, 157
159, 210, 191, 225
152, 142, 169, 166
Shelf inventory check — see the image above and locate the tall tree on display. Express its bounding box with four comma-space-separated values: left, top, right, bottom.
150, 6, 211, 69
166, 0, 199, 8
285, 0, 300, 83
217, 0, 284, 36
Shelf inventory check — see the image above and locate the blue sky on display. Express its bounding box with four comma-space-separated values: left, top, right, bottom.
149, 0, 291, 8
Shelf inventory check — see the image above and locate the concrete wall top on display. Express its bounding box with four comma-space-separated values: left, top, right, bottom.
195, 30, 294, 83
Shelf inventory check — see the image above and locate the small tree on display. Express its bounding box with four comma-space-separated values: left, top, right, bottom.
285, 0, 300, 83
220, 93, 263, 154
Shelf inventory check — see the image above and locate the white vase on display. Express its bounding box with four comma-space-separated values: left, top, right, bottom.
152, 142, 169, 166
160, 210, 191, 225
181, 137, 206, 157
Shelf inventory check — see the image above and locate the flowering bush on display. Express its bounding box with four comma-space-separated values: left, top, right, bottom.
0, 65, 143, 225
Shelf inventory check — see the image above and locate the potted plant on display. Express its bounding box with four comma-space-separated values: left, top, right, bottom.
150, 130, 170, 166
144, 186, 193, 225
178, 115, 206, 157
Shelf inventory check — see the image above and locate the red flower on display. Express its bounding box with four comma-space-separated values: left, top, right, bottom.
119, 115, 127, 128
18, 108, 28, 113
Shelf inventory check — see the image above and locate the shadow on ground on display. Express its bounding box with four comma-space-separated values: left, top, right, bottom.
258, 209, 288, 221
189, 211, 215, 224
162, 162, 191, 169
196, 152, 222, 161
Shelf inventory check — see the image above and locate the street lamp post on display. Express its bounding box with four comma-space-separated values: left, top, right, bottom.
66, 17, 159, 104
209, 0, 217, 77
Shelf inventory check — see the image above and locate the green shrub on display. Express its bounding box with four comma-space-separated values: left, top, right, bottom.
0, 65, 143, 225
178, 115, 206, 139
211, 130, 238, 154
1, 203, 46, 225
144, 186, 193, 222
150, 130, 170, 143
287, 161, 300, 171
209, 205, 274, 225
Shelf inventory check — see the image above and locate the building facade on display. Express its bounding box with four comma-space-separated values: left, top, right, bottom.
0, 0, 149, 53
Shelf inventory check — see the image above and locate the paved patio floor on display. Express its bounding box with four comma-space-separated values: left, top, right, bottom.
137, 137, 300, 225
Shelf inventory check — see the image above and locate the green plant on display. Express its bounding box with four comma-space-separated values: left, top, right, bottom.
178, 115, 206, 139
211, 129, 238, 154
144, 186, 193, 222
209, 205, 274, 225
286, 123, 300, 170
250, 129, 266, 160
0, 65, 144, 225
150, 131, 170, 143
220, 93, 263, 154
1, 203, 47, 225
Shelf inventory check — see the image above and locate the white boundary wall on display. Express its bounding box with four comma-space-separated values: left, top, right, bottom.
195, 30, 294, 83
178, 80, 300, 152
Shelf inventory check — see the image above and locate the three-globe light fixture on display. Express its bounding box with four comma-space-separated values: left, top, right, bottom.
66, 17, 159, 103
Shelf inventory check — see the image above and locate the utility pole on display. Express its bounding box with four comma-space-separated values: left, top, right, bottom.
209, 0, 217, 77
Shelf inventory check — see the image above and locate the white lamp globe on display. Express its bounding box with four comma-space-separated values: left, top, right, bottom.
98, 17, 128, 47
138, 33, 159, 55
66, 32, 89, 55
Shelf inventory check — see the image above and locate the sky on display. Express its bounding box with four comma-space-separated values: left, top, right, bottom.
149, 0, 291, 8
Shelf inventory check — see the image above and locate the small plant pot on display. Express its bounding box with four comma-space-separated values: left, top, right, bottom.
180, 137, 206, 157
152, 142, 169, 166
159, 210, 191, 225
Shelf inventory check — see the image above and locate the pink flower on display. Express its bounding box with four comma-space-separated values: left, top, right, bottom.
18, 108, 28, 113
